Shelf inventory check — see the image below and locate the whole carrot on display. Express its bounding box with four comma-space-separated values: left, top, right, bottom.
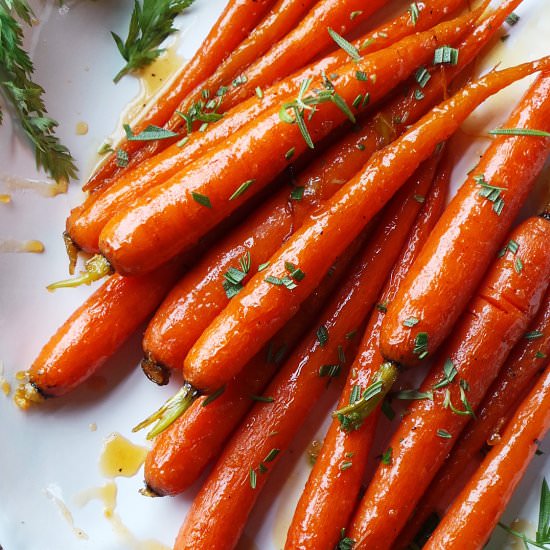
347, 212, 550, 549
380, 73, 550, 368
142, 232, 364, 495
397, 285, 550, 548
14, 261, 184, 404
424, 363, 550, 550
173, 157, 441, 550
99, 11, 479, 275
183, 58, 550, 393
67, 0, 469, 253
84, 0, 277, 192
285, 148, 451, 550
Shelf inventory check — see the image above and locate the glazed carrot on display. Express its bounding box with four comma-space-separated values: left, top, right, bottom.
99, 11, 480, 275
183, 59, 550, 393
396, 286, 550, 548
346, 212, 550, 549
67, 0, 468, 253
424, 363, 550, 550
173, 157, 442, 550
143, 232, 364, 495
285, 149, 451, 550
380, 74, 550, 368
14, 261, 184, 404
84, 0, 277, 192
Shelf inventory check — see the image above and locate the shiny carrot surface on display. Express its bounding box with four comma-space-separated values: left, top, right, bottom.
144, 234, 362, 495
184, 58, 550, 393
99, 12, 478, 275
397, 286, 550, 548
68, 0, 467, 253
84, 0, 277, 192
424, 363, 550, 550
174, 159, 439, 550
285, 149, 450, 550
347, 213, 550, 549
380, 74, 550, 367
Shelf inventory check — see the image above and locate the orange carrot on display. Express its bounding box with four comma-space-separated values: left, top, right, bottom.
380, 73, 550, 368
98, 11, 479, 276
284, 148, 451, 550
67, 0, 469, 253
14, 261, 183, 403
84, 0, 277, 192
173, 156, 442, 550
143, 232, 364, 495
347, 212, 550, 549
396, 285, 550, 548
424, 363, 550, 550
183, 59, 550, 393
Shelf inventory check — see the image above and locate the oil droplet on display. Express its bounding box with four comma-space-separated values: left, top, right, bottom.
1, 174, 67, 197
0, 194, 11, 203
75, 481, 117, 518
75, 121, 89, 135
0, 239, 45, 253
99, 432, 148, 478
44, 484, 89, 540
0, 362, 11, 396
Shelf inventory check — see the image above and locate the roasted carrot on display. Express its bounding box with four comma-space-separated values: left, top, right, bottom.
67, 0, 469, 253
380, 74, 550, 368
183, 59, 550, 393
424, 363, 550, 550
346, 212, 550, 549
284, 148, 451, 550
14, 260, 184, 404
173, 157, 442, 550
143, 232, 364, 495
396, 285, 550, 548
84, 0, 277, 192
99, 11, 480, 275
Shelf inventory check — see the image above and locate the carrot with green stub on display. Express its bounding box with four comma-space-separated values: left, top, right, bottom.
182, 58, 550, 394
98, 11, 480, 276
173, 156, 442, 550
346, 210, 550, 550
424, 362, 550, 550
67, 0, 469, 254
285, 147, 451, 550
141, 232, 364, 495
84, 0, 278, 193
396, 285, 550, 549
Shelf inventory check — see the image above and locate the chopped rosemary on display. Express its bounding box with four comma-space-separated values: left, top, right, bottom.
403, 317, 419, 327
123, 123, 178, 141
317, 325, 329, 347
285, 147, 296, 160
525, 331, 543, 340
409, 2, 420, 25
437, 429, 452, 439
433, 358, 458, 390
191, 191, 211, 208
229, 179, 255, 201
290, 186, 305, 200
328, 28, 361, 61
250, 395, 275, 403
413, 332, 429, 359
395, 389, 433, 401
415, 67, 431, 88
433, 46, 459, 65
116, 148, 129, 167
474, 174, 506, 215
489, 127, 550, 138
381, 447, 393, 464
249, 468, 257, 489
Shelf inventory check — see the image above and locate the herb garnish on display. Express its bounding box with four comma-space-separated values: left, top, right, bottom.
229, 179, 255, 201
489, 128, 550, 138
433, 358, 458, 390
433, 46, 459, 65
413, 332, 429, 359
475, 174, 506, 215
191, 191, 212, 208
222, 251, 251, 298
327, 28, 361, 61
112, 0, 195, 82
124, 123, 179, 141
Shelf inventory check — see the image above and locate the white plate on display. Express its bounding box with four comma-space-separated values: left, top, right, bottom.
0, 1, 548, 549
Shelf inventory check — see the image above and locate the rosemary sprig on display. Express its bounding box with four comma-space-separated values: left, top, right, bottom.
112, 0, 195, 83
0, 0, 77, 182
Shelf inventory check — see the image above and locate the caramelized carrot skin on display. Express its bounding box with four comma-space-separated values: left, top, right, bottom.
285, 152, 450, 550
424, 365, 550, 550
184, 59, 550, 393
380, 75, 550, 368
174, 161, 440, 550
348, 215, 550, 549
397, 287, 550, 548
28, 264, 182, 397
144, 237, 360, 495
68, 0, 466, 253
84, 0, 277, 192
99, 14, 477, 276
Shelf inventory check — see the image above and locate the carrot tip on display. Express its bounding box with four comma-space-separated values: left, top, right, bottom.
62, 231, 80, 276
132, 382, 199, 440
333, 361, 399, 431
13, 381, 44, 410
141, 354, 171, 386
139, 484, 161, 498
46, 254, 112, 291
